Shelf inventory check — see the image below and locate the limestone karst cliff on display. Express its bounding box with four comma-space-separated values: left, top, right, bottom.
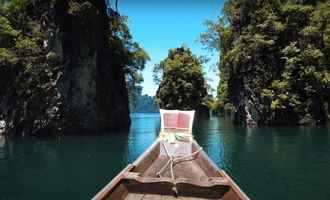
0, 0, 137, 134
202, 0, 330, 125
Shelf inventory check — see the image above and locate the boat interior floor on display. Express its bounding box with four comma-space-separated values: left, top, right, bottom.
119, 141, 229, 199
143, 155, 209, 181
125, 193, 223, 200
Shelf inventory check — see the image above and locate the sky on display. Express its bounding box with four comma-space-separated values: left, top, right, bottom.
118, 0, 224, 96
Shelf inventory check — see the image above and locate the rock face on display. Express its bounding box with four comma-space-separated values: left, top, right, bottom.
228, 77, 262, 125
0, 0, 130, 135
54, 0, 130, 132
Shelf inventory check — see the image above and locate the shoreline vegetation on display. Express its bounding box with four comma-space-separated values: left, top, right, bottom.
0, 0, 329, 136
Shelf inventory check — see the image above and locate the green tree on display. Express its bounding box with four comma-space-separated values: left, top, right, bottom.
0, 0, 148, 134
107, 14, 150, 100
202, 0, 330, 125
154, 46, 209, 113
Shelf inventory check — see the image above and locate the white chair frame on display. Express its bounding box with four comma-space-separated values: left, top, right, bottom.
159, 109, 195, 133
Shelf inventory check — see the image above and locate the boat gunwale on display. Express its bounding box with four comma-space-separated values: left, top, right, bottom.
132, 138, 160, 167
92, 139, 250, 200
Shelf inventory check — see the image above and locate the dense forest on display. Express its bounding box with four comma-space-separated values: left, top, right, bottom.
154, 46, 210, 116
1, 0, 328, 136
202, 0, 330, 125
0, 0, 148, 135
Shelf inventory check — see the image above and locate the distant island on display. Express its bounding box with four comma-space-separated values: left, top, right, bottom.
130, 87, 159, 113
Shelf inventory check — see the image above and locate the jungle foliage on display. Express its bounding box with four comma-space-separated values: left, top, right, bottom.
108, 14, 150, 97
154, 46, 208, 112
0, 0, 148, 134
202, 0, 330, 125
0, 0, 63, 134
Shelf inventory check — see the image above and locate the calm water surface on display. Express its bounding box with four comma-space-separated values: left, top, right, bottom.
0, 113, 329, 199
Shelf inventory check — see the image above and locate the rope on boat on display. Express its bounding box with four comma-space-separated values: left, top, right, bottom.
156, 133, 202, 196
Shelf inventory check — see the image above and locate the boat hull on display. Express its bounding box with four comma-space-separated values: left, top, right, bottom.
93, 139, 249, 200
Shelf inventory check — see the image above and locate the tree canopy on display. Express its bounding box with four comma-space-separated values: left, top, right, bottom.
202, 0, 330, 125
108, 14, 150, 98
0, 0, 148, 134
154, 46, 208, 112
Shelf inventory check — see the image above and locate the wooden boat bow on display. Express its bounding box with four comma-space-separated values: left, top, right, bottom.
123, 171, 231, 187
92, 110, 250, 200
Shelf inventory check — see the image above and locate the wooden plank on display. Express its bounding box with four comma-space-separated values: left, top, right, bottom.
108, 184, 127, 200
160, 196, 216, 200
160, 195, 177, 200
133, 140, 160, 172
126, 193, 145, 200
219, 170, 250, 200
142, 194, 162, 200
124, 175, 229, 188
124, 172, 141, 179
124, 179, 229, 199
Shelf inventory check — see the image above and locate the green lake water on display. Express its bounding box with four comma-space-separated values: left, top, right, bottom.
0, 113, 329, 199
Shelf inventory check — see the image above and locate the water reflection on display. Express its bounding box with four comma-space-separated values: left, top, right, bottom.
0, 135, 7, 161
127, 113, 160, 162
192, 116, 330, 200
0, 114, 329, 200
0, 135, 5, 147
194, 116, 226, 168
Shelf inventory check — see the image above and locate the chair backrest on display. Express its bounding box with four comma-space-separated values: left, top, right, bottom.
160, 109, 195, 133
